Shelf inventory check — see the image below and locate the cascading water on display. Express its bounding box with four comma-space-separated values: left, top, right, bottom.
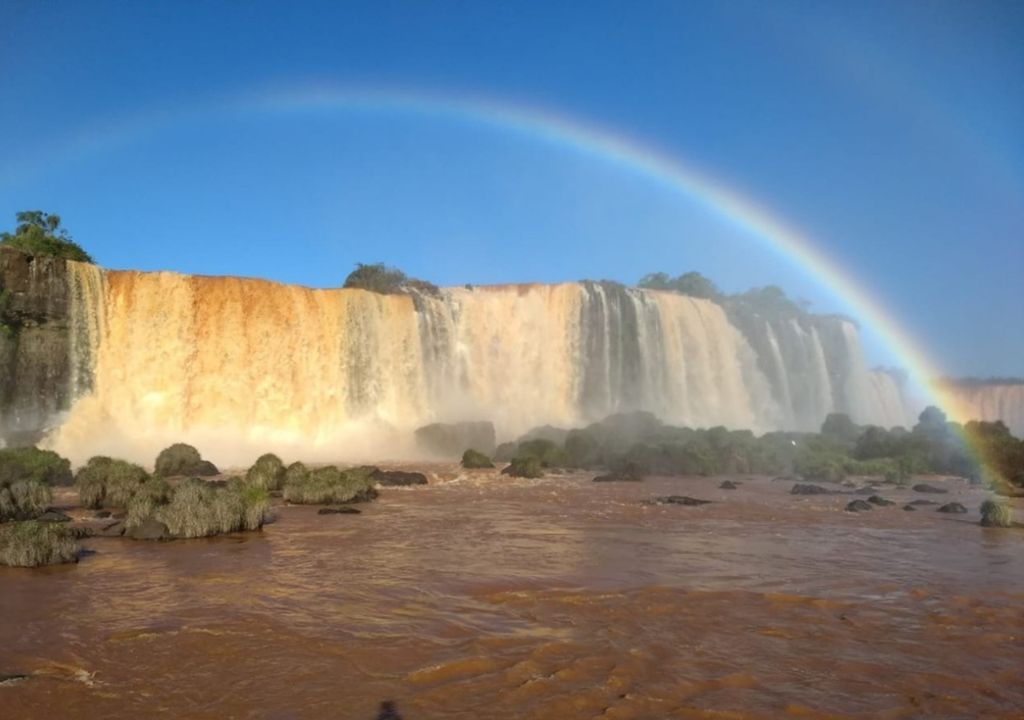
936, 381, 1024, 437
45, 268, 916, 466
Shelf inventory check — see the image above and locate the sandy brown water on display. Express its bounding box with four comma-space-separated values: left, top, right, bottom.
1, 471, 1022, 719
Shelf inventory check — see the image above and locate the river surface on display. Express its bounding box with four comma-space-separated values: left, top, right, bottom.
1, 470, 1022, 719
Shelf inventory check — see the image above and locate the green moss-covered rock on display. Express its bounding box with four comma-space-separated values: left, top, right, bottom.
245, 453, 286, 491
461, 449, 494, 469
154, 443, 219, 477
980, 499, 1013, 528
0, 521, 78, 567
0, 447, 73, 486
501, 456, 544, 479
283, 466, 378, 505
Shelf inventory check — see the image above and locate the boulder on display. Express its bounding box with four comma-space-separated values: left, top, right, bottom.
93, 520, 125, 537
937, 502, 967, 514
867, 495, 895, 507
318, 506, 362, 515
791, 483, 832, 495
719, 480, 741, 490
414, 421, 496, 457
845, 500, 873, 512
36, 510, 71, 523
854, 486, 879, 496
902, 504, 917, 511
461, 449, 494, 469
371, 469, 428, 486
912, 483, 947, 494
93, 510, 112, 519
907, 499, 939, 506
646, 496, 712, 506
126, 517, 170, 540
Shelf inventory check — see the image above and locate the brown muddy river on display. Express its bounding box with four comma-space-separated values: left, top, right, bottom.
1, 470, 1022, 719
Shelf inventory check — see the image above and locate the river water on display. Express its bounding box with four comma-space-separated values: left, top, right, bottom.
1, 470, 1022, 719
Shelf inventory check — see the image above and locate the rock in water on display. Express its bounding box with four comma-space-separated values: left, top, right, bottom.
36, 510, 71, 523
791, 483, 832, 495
371, 470, 428, 486
854, 486, 879, 495
845, 500, 873, 512
125, 517, 169, 540
719, 480, 740, 490
902, 504, 917, 511
937, 503, 967, 514
593, 471, 644, 483
867, 495, 895, 507
912, 483, 947, 494
907, 499, 939, 506
318, 506, 362, 515
93, 520, 125, 537
646, 496, 712, 506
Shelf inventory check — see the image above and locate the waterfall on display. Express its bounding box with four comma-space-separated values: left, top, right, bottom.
936, 381, 1024, 437
45, 270, 917, 466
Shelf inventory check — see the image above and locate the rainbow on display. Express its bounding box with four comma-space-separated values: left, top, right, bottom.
11, 82, 978, 426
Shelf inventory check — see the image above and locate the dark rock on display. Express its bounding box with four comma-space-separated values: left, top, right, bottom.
913, 483, 947, 494
36, 510, 71, 523
772, 475, 800, 482
126, 517, 170, 540
854, 486, 879, 495
371, 469, 428, 486
461, 449, 494, 469
0, 248, 77, 443
845, 500, 873, 512
902, 504, 917, 511
0, 673, 28, 685
93, 520, 125, 537
719, 480, 741, 490
791, 483, 832, 495
195, 460, 219, 477
593, 471, 644, 483
318, 506, 362, 515
646, 495, 712, 506
937, 502, 967, 514
94, 510, 112, 519
908, 499, 939, 506
867, 495, 895, 507
66, 526, 94, 539
414, 421, 496, 457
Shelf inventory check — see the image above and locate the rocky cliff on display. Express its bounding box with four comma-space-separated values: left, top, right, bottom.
0, 247, 75, 444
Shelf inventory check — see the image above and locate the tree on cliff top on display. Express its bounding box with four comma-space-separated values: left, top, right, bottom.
0, 211, 93, 263
638, 271, 722, 301
343, 262, 438, 296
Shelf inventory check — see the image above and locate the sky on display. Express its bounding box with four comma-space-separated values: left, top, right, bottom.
0, 0, 1021, 377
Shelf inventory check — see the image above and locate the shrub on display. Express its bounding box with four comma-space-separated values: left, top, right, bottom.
125, 477, 172, 529
516, 439, 567, 468
283, 466, 378, 505
154, 443, 219, 477
0, 447, 73, 486
0, 478, 52, 521
980, 499, 1014, 528
0, 521, 79, 567
343, 262, 438, 296
74, 456, 149, 509
0, 211, 93, 263
461, 449, 494, 469
502, 456, 544, 479
284, 461, 309, 485
245, 453, 286, 491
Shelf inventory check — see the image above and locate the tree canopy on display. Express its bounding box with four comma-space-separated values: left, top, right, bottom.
638, 271, 722, 301
0, 211, 94, 263
343, 263, 438, 296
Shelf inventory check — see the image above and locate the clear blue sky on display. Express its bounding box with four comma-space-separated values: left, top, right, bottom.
1, 1, 1021, 377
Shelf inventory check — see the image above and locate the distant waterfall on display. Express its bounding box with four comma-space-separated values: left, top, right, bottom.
47, 271, 915, 465
936, 381, 1024, 437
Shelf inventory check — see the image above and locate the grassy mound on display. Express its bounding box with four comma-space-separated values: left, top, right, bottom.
0, 476, 52, 522
980, 498, 1014, 528
283, 466, 378, 505
245, 453, 286, 491
502, 456, 544, 479
75, 456, 149, 509
151, 478, 271, 538
0, 447, 73, 487
154, 443, 219, 477
461, 449, 494, 469
0, 521, 79, 567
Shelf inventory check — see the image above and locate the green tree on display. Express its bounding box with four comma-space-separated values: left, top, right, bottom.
0, 211, 93, 263
343, 262, 438, 295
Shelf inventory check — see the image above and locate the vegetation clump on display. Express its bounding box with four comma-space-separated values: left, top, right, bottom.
461, 449, 494, 469
0, 521, 79, 567
245, 453, 286, 491
979, 499, 1014, 528
343, 262, 438, 296
0, 477, 51, 522
74, 456, 149, 509
154, 443, 219, 477
0, 211, 93, 263
284, 461, 309, 485
125, 477, 173, 529
502, 455, 544, 479
0, 447, 73, 487
283, 465, 378, 505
